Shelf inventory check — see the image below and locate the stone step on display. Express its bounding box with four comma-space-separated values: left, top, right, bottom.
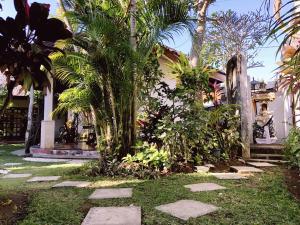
251, 153, 284, 160
247, 158, 289, 164
250, 144, 284, 154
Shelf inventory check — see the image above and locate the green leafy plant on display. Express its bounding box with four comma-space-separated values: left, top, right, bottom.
122, 142, 170, 171
284, 128, 300, 168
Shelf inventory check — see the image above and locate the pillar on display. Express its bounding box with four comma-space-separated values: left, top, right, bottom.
40, 76, 55, 149
237, 54, 251, 159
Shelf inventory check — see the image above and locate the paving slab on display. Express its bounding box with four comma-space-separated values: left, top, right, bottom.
27, 176, 61, 182
205, 164, 215, 168
81, 206, 141, 225
195, 166, 210, 173
3, 163, 23, 167
246, 162, 277, 167
0, 169, 10, 175
2, 173, 32, 179
23, 157, 69, 163
184, 183, 226, 192
11, 149, 25, 156
230, 166, 264, 174
155, 200, 218, 221
52, 181, 91, 188
89, 188, 133, 199
211, 173, 247, 180
67, 160, 91, 165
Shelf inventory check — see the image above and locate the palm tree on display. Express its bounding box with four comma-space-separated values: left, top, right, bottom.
24, 85, 34, 155
54, 0, 193, 157
268, 0, 300, 126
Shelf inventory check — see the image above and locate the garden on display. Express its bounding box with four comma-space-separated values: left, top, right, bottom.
0, 0, 300, 224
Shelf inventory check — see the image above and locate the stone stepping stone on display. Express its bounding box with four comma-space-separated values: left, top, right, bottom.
230, 166, 263, 174
11, 149, 25, 156
52, 181, 91, 188
89, 188, 132, 200
2, 173, 32, 179
23, 157, 69, 163
211, 173, 247, 180
67, 160, 90, 165
205, 164, 215, 168
27, 176, 61, 182
195, 166, 210, 173
0, 169, 10, 175
82, 206, 141, 225
155, 200, 218, 221
246, 162, 277, 168
184, 183, 226, 192
3, 163, 23, 167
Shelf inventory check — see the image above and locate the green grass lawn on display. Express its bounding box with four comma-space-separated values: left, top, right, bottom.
1, 144, 300, 225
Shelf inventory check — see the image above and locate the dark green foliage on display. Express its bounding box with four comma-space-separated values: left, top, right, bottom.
284, 128, 300, 168
0, 0, 72, 114
142, 54, 242, 164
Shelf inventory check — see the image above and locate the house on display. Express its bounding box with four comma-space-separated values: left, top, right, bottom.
0, 45, 226, 148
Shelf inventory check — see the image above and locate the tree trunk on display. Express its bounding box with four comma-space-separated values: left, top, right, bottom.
57, 0, 73, 32
90, 105, 101, 149
102, 76, 118, 150
130, 0, 137, 149
190, 0, 212, 67
25, 85, 34, 155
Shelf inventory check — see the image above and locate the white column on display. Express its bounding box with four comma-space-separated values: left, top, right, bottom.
40, 76, 55, 149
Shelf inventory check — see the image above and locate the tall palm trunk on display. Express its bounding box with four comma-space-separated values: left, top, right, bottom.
102, 76, 118, 150
190, 0, 212, 67
130, 0, 137, 151
25, 85, 34, 155
57, 0, 73, 32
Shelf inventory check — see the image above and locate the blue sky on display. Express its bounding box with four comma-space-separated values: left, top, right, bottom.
1, 0, 279, 81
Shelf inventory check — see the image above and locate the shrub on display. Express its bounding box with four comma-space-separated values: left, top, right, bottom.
284, 128, 300, 168
122, 142, 170, 171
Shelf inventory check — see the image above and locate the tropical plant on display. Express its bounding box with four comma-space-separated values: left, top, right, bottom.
266, 0, 300, 125
53, 0, 193, 158
0, 0, 72, 115
284, 128, 300, 168
122, 141, 170, 171
142, 54, 242, 164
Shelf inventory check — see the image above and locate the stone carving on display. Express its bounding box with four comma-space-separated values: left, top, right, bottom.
253, 102, 277, 144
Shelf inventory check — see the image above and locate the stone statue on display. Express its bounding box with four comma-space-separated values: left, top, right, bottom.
253, 102, 277, 144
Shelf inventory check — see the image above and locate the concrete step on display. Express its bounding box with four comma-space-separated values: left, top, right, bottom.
248, 158, 289, 164
251, 153, 284, 160
250, 144, 284, 154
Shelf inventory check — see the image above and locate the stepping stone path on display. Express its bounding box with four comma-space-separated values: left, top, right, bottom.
27, 176, 61, 182
82, 206, 141, 225
230, 166, 263, 174
89, 188, 133, 200
195, 166, 210, 173
3, 163, 23, 167
246, 162, 277, 167
11, 149, 25, 156
155, 200, 218, 221
2, 173, 32, 179
212, 173, 247, 180
205, 164, 215, 169
23, 157, 69, 163
53, 181, 91, 188
0, 169, 10, 175
185, 183, 226, 192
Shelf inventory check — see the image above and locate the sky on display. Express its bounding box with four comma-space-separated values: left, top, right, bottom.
0, 0, 281, 81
